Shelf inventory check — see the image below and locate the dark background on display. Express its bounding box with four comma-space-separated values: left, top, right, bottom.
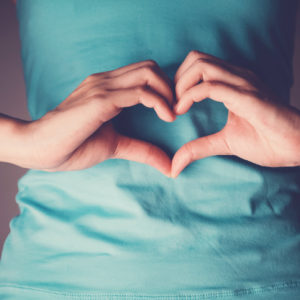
1, 1, 300, 252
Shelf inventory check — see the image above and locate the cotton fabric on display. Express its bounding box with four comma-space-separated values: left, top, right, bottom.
0, 0, 300, 299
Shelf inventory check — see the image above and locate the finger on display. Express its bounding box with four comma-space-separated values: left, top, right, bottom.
174, 50, 248, 86
113, 134, 172, 177
175, 57, 250, 101
174, 80, 263, 120
88, 60, 160, 79
80, 60, 156, 87
105, 86, 176, 122
174, 50, 216, 85
87, 60, 174, 106
106, 59, 163, 77
171, 130, 230, 178
105, 61, 174, 107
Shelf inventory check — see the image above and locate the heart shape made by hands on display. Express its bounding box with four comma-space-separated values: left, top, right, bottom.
111, 52, 233, 178
49, 50, 289, 177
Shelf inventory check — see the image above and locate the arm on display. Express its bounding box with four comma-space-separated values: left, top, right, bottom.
0, 113, 31, 168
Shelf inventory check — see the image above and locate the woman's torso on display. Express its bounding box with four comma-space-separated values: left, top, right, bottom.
0, 1, 300, 299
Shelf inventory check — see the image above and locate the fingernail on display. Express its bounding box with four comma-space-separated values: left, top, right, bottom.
171, 172, 178, 179
167, 113, 176, 122
174, 103, 182, 114
164, 169, 172, 178
170, 168, 178, 178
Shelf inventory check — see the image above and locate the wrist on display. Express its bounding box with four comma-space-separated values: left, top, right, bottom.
0, 113, 33, 168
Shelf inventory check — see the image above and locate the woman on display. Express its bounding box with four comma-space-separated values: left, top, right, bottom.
0, 0, 300, 299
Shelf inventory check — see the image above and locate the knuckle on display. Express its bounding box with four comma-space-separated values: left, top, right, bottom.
196, 58, 209, 72
137, 61, 160, 88
204, 81, 217, 97
140, 67, 156, 87
196, 57, 209, 64
144, 59, 159, 68
196, 58, 216, 71
83, 73, 98, 85
140, 60, 160, 79
86, 73, 97, 81
195, 58, 216, 80
82, 76, 91, 85
87, 72, 107, 82
140, 66, 153, 79
189, 49, 201, 59
142, 63, 158, 78
135, 85, 148, 96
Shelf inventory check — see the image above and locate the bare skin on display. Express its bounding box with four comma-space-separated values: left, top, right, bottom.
0, 60, 176, 176
171, 50, 300, 177
3, 5, 300, 177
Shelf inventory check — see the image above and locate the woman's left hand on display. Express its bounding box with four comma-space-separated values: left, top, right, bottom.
171, 50, 300, 178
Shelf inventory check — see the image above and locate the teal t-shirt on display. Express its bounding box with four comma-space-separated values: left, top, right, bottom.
1, 0, 300, 299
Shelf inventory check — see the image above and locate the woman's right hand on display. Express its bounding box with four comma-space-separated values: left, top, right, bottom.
23, 60, 176, 176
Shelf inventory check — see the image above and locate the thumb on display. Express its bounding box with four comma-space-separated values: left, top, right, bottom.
171, 130, 230, 178
112, 134, 172, 177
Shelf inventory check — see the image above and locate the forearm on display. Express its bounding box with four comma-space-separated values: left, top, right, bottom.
0, 113, 32, 168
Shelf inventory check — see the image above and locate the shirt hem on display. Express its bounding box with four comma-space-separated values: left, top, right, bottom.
1, 280, 300, 299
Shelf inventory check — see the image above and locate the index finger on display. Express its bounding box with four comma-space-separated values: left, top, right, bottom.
174, 50, 253, 86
